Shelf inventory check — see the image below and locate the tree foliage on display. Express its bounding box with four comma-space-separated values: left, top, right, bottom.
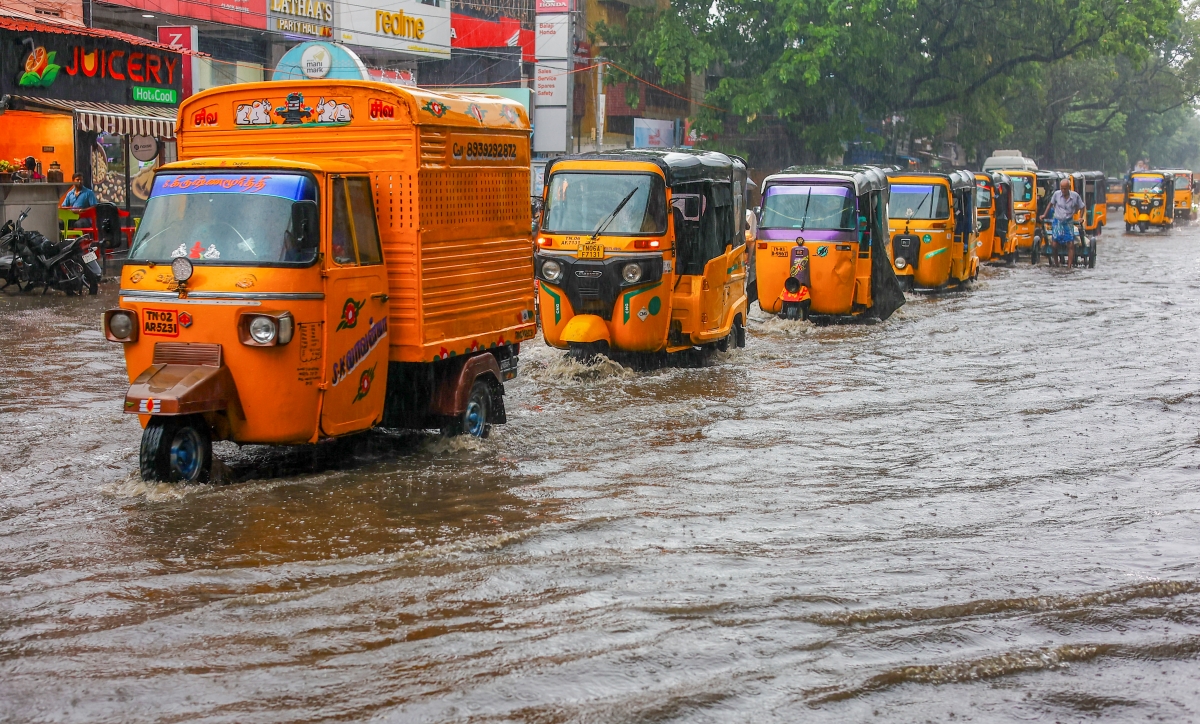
595, 0, 1196, 168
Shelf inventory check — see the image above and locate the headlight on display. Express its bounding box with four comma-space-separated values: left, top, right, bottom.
784, 277, 801, 294
249, 316, 277, 345
895, 257, 907, 269
1153, 199, 1162, 207
106, 310, 136, 341
621, 262, 643, 284
541, 259, 562, 283
1015, 212, 1029, 223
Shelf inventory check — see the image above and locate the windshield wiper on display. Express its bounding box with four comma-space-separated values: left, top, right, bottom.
592, 187, 641, 239
799, 188, 813, 233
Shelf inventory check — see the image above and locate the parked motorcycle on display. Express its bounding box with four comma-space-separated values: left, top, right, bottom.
0, 208, 101, 295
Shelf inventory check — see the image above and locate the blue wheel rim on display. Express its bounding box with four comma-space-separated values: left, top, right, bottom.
170, 428, 203, 480
465, 401, 485, 437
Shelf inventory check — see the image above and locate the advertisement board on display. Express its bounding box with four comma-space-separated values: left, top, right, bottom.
103, 0, 266, 29
0, 28, 184, 105
451, 13, 533, 63
338, 0, 450, 59
534, 106, 569, 153
633, 118, 675, 148
535, 13, 570, 59
534, 61, 568, 105
536, 0, 570, 13
269, 0, 334, 41
157, 26, 198, 98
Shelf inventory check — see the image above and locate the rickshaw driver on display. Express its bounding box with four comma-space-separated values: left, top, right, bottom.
1042, 178, 1085, 266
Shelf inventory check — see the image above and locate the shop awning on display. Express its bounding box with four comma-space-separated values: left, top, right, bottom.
12, 97, 177, 138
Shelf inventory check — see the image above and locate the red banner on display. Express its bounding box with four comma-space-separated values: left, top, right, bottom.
451, 13, 534, 63
107, 0, 266, 29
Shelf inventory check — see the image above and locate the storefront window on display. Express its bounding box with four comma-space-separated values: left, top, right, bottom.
92, 132, 126, 207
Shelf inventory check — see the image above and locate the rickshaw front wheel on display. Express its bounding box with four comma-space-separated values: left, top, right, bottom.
140, 415, 213, 483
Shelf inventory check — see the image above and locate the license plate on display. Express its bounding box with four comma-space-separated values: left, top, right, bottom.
143, 309, 180, 337
578, 241, 605, 260
82, 251, 97, 263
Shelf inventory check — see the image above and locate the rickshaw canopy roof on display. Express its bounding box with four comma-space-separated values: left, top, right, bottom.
768, 165, 889, 196
545, 149, 747, 187
887, 170, 975, 191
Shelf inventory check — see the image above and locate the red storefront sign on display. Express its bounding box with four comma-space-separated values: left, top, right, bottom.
106, 0, 266, 29
157, 26, 197, 97
451, 13, 534, 63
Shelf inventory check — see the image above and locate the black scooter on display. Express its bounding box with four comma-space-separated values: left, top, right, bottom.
0, 207, 102, 295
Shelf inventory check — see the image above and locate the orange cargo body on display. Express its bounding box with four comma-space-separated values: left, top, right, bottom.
173, 81, 535, 363
106, 80, 536, 482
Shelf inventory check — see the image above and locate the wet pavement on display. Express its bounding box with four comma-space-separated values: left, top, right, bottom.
3, 226, 1200, 723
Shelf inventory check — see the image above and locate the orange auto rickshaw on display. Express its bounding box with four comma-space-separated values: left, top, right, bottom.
534, 150, 750, 362
752, 165, 904, 322
887, 170, 979, 290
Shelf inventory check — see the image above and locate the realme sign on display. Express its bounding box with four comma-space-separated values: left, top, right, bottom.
375, 10, 425, 40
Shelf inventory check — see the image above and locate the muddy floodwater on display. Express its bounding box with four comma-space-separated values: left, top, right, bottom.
3, 228, 1200, 723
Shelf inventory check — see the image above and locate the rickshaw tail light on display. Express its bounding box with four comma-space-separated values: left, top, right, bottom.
633, 239, 660, 249
757, 242, 768, 249
104, 309, 138, 343
537, 237, 552, 247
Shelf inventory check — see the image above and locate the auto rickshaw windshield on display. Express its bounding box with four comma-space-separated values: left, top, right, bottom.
760, 185, 856, 230
1010, 176, 1033, 202
129, 173, 319, 264
542, 172, 667, 235
1131, 177, 1163, 193
888, 184, 950, 220
1175, 173, 1191, 185
976, 183, 993, 208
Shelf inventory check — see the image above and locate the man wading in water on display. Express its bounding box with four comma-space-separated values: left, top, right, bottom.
1042, 178, 1085, 266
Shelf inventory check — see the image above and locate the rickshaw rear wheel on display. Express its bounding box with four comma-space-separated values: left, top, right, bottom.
441, 380, 492, 439
733, 315, 746, 348
1125, 223, 1132, 233
140, 415, 212, 483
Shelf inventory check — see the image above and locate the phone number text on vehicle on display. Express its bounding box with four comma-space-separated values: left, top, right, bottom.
452, 142, 518, 162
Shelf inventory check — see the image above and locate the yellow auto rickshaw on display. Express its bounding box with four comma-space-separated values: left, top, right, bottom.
103, 80, 537, 482
752, 165, 904, 322
887, 170, 979, 290
1078, 171, 1108, 234
535, 150, 750, 361
1160, 169, 1194, 221
1105, 177, 1124, 208
1004, 169, 1037, 260
1124, 171, 1175, 233
975, 171, 1015, 263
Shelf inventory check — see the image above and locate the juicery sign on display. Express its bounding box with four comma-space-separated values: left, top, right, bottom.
1, 29, 183, 105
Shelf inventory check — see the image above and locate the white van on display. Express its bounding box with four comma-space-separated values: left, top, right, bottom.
982, 150, 1038, 171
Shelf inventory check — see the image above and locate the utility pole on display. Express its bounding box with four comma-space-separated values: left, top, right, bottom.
595, 59, 605, 152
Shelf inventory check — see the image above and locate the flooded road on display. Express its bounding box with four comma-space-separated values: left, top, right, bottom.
3, 227, 1200, 723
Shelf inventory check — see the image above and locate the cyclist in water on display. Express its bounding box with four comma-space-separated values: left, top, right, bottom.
1042, 178, 1084, 266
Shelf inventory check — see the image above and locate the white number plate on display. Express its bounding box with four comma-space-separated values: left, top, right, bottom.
82, 251, 98, 263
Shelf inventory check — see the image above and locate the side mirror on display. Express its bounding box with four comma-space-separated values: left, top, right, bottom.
291, 200, 319, 256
